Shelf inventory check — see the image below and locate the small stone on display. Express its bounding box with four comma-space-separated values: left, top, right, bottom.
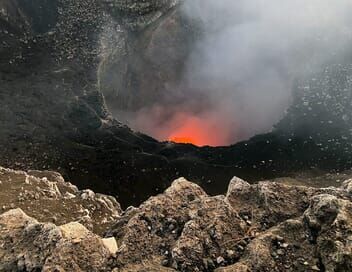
24, 176, 30, 184
34, 193, 40, 200
281, 243, 289, 248
311, 265, 320, 271
292, 242, 301, 249
73, 238, 81, 244
226, 250, 235, 257
277, 249, 284, 255
276, 236, 284, 242
102, 237, 118, 255
297, 258, 305, 264
216, 256, 225, 264
168, 224, 175, 231
238, 240, 248, 247
81, 190, 95, 200
64, 192, 76, 199
237, 245, 244, 251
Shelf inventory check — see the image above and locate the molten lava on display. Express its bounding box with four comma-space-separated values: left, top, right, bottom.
170, 136, 197, 145
167, 113, 231, 147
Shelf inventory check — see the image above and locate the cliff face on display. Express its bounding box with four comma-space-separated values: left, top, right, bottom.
1, 167, 352, 271
98, 0, 197, 112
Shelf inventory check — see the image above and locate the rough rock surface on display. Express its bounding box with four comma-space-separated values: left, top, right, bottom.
104, 177, 352, 271
0, 167, 122, 235
99, 0, 197, 112
1, 166, 352, 271
107, 178, 246, 271
0, 209, 113, 271
103, 0, 180, 31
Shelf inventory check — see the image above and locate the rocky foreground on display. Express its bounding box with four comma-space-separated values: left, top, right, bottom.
0, 167, 351, 271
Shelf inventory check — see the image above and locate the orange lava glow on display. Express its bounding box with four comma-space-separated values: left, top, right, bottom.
167, 113, 231, 147
170, 136, 198, 145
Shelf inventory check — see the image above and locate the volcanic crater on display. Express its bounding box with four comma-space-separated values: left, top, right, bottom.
1, 0, 352, 209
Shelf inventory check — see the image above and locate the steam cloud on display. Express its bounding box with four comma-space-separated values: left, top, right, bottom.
120, 0, 352, 146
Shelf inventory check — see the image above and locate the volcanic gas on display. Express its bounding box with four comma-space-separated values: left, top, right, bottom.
125, 105, 235, 147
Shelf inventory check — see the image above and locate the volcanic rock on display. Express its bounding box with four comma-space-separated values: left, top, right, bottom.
1, 167, 352, 271
0, 167, 122, 235
106, 178, 247, 271
105, 177, 352, 271
99, 0, 197, 112
103, 0, 180, 31
0, 209, 112, 271
225, 176, 350, 231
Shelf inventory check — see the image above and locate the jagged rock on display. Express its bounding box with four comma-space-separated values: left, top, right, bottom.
102, 237, 118, 255
104, 176, 352, 271
225, 176, 349, 231
44, 223, 111, 271
0, 167, 122, 235
107, 177, 247, 271
304, 195, 352, 271
0, 209, 112, 271
217, 192, 352, 272
1, 169, 352, 271
342, 178, 352, 195
0, 209, 61, 271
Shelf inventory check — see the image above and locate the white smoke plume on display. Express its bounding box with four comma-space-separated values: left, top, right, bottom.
120, 0, 352, 146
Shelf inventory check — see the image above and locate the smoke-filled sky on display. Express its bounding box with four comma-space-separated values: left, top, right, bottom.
122, 0, 352, 146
